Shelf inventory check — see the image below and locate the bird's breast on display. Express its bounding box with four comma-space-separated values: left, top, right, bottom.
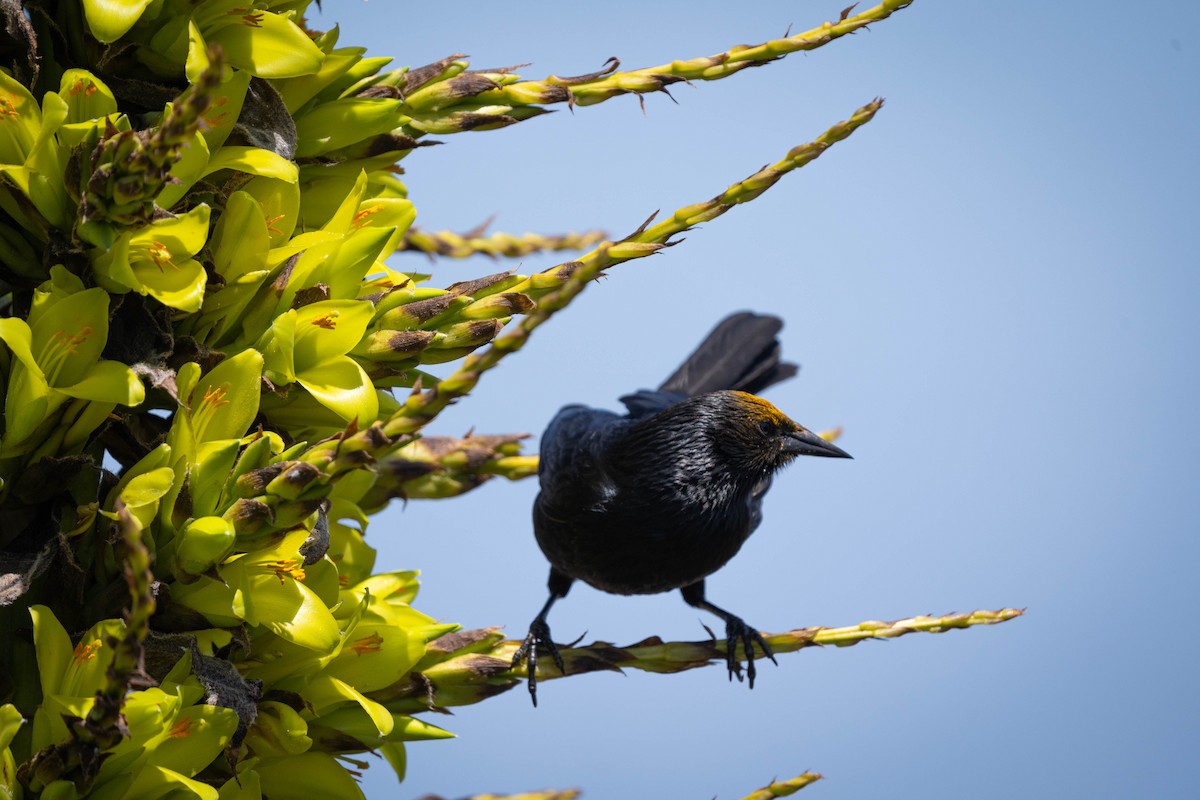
533, 483, 759, 595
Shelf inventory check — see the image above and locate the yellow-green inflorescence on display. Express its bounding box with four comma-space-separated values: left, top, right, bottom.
0, 1, 968, 798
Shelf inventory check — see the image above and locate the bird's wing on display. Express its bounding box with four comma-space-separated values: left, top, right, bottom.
617, 388, 688, 418
536, 404, 627, 514
657, 311, 799, 396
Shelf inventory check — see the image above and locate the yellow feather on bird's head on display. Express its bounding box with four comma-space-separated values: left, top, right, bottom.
706, 390, 850, 471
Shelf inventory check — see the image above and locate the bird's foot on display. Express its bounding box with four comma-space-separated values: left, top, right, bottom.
511, 617, 565, 706
722, 616, 777, 689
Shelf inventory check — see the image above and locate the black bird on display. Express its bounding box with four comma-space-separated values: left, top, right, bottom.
512, 311, 851, 704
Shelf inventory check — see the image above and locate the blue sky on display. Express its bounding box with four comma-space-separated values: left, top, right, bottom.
312, 2, 1199, 797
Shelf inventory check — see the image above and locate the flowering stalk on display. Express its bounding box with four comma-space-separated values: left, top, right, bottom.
741, 773, 824, 799
385, 609, 1024, 711
400, 225, 607, 260
377, 99, 882, 438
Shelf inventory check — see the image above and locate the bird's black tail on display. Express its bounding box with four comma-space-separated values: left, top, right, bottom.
657, 312, 798, 396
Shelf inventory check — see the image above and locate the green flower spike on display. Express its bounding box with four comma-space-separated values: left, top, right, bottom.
182, 190, 273, 344
190, 1, 324, 80
0, 69, 72, 234
28, 605, 114, 715
323, 616, 425, 697
181, 350, 265, 448
171, 528, 341, 651
259, 299, 380, 428
0, 268, 143, 456
133, 1, 323, 80
91, 204, 212, 312
26, 606, 238, 799
90, 688, 237, 799
237, 583, 442, 787
159, 349, 265, 539
284, 171, 414, 307
156, 31, 298, 210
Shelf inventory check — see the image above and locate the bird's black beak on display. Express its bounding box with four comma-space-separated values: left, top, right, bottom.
782, 428, 852, 459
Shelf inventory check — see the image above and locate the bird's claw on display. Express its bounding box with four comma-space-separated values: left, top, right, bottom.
723, 617, 776, 689
511, 618, 564, 706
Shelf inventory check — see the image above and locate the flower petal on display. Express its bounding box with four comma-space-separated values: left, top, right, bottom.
296, 357, 378, 425
190, 349, 264, 444
28, 286, 110, 387
82, 0, 155, 43
132, 255, 208, 313
292, 301, 373, 367
202, 10, 324, 79
57, 359, 144, 406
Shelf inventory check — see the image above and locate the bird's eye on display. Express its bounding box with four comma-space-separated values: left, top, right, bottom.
757, 419, 776, 436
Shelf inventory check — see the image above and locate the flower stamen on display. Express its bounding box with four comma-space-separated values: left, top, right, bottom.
311, 312, 339, 330
41, 325, 96, 384
168, 717, 194, 738
351, 207, 381, 230
69, 79, 99, 98
202, 97, 231, 128
227, 8, 264, 27
192, 382, 230, 438
148, 241, 177, 272
72, 639, 102, 665
348, 632, 384, 656
265, 559, 306, 584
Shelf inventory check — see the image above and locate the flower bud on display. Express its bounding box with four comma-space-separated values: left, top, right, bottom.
174, 516, 235, 580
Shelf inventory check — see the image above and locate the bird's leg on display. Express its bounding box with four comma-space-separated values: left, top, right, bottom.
512, 568, 573, 706
681, 580, 777, 688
